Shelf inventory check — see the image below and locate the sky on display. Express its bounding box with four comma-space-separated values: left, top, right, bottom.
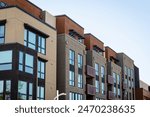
31, 0, 150, 85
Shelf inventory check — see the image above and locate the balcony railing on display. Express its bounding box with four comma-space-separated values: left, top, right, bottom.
86, 84, 96, 95
108, 75, 114, 85
108, 91, 115, 100
86, 65, 95, 78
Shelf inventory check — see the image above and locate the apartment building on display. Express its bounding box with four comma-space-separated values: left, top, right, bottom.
135, 80, 150, 100
117, 53, 135, 100
84, 34, 106, 100
105, 47, 122, 100
56, 15, 86, 100
0, 0, 57, 100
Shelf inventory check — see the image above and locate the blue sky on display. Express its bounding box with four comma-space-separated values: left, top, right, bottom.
31, 0, 150, 84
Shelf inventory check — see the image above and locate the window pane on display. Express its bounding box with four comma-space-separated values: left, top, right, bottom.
0, 25, 4, 37
0, 51, 12, 63
69, 50, 74, 65
18, 81, 27, 94
6, 80, 11, 92
40, 87, 44, 98
0, 81, 4, 93
0, 64, 12, 71
25, 54, 33, 67
28, 31, 36, 44
29, 83, 33, 95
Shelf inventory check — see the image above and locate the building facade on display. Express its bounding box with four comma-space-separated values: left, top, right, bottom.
0, 0, 57, 100
135, 80, 150, 100
56, 15, 86, 100
84, 34, 106, 100
0, 0, 141, 100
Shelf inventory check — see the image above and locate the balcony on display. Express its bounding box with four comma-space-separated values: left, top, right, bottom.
86, 84, 96, 95
86, 65, 95, 78
108, 75, 114, 85
108, 91, 115, 100
123, 82, 127, 89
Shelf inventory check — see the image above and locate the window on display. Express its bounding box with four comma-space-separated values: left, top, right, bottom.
95, 63, 99, 76
69, 71, 75, 86
118, 88, 120, 97
38, 60, 45, 79
78, 74, 83, 88
37, 86, 45, 100
69, 50, 75, 65
0, 2, 7, 7
0, 50, 12, 71
0, 80, 11, 100
78, 37, 83, 43
29, 83, 33, 100
18, 81, 27, 100
101, 66, 105, 79
128, 80, 131, 88
95, 80, 100, 93
128, 68, 131, 77
124, 66, 127, 75
114, 87, 116, 97
38, 36, 46, 54
5, 80, 11, 100
117, 74, 120, 85
0, 25, 5, 44
132, 81, 134, 88
102, 83, 105, 95
69, 92, 83, 100
78, 54, 83, 69
24, 29, 46, 54
113, 72, 116, 84
24, 29, 36, 50
131, 69, 134, 78
0, 81, 4, 100
19, 51, 34, 74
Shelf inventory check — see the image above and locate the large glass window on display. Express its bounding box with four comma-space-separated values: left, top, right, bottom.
78, 74, 83, 88
24, 29, 46, 54
69, 71, 75, 86
69, 50, 75, 65
113, 72, 116, 84
18, 81, 27, 100
95, 63, 99, 76
102, 83, 105, 95
95, 80, 100, 93
117, 74, 120, 85
69, 92, 83, 100
38, 60, 45, 79
19, 51, 34, 74
0, 81, 4, 100
0, 25, 4, 44
78, 54, 83, 69
0, 50, 12, 71
37, 86, 44, 100
101, 66, 105, 78
118, 88, 120, 97
38, 36, 46, 54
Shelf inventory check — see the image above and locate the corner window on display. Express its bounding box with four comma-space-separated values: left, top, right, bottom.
38, 60, 45, 79
19, 51, 34, 74
24, 29, 46, 54
37, 86, 44, 100
0, 50, 12, 71
18, 81, 33, 100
